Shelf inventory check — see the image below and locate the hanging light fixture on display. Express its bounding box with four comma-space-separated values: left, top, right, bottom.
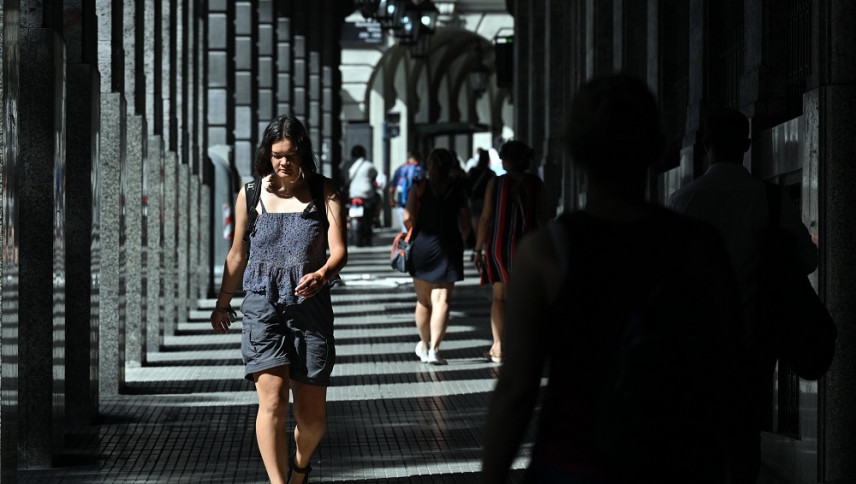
417, 1, 439, 34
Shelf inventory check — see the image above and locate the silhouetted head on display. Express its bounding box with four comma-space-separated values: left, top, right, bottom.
477, 149, 491, 170
351, 145, 367, 159
426, 148, 455, 182
566, 74, 663, 183
407, 151, 421, 164
499, 140, 534, 173
255, 115, 317, 177
703, 108, 751, 162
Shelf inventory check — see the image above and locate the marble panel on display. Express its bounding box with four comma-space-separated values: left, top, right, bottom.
207, 87, 227, 125
235, 2, 252, 36
235, 36, 251, 70
235, 71, 251, 105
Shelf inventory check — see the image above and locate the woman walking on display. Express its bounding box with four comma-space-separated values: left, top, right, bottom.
210, 115, 347, 484
404, 148, 471, 365
473, 140, 546, 363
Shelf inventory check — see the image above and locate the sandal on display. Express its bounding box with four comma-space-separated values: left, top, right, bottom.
483, 349, 503, 364
288, 456, 312, 484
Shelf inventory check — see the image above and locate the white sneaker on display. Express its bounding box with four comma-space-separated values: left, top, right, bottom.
415, 341, 429, 363
427, 349, 447, 365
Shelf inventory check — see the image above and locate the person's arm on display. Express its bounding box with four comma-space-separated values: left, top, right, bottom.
295, 178, 348, 298
777, 189, 818, 274
211, 186, 251, 334
388, 168, 400, 207
472, 177, 496, 270
480, 229, 559, 482
402, 181, 421, 231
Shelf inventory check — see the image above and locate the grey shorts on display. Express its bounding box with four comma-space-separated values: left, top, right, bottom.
240, 289, 335, 386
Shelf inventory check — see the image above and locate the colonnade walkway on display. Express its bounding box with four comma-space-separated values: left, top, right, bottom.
20, 228, 531, 483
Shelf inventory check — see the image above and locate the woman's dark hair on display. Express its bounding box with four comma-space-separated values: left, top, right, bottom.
566, 74, 663, 180
499, 140, 533, 172
254, 115, 317, 177
426, 148, 455, 183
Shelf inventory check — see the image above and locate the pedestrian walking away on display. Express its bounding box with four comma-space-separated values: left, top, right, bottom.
404, 148, 471, 366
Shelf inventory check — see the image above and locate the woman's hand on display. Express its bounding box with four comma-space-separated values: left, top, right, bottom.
295, 271, 327, 298
472, 250, 484, 275
211, 307, 234, 334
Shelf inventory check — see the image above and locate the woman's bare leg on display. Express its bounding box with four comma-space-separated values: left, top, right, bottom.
490, 282, 506, 357
253, 366, 291, 484
429, 283, 454, 351
414, 279, 433, 347
290, 380, 329, 484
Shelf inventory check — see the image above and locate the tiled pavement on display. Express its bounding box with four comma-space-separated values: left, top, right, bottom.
20, 228, 533, 483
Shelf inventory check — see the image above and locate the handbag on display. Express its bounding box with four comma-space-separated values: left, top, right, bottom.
390, 229, 414, 273
389, 181, 426, 273
759, 183, 837, 380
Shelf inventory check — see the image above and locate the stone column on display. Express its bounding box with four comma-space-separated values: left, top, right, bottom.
18, 22, 67, 466
124, 115, 146, 366
585, 0, 613, 78
291, 6, 308, 122
177, 162, 189, 320
308, 5, 322, 164
234, 1, 254, 178
678, 0, 706, 186
0, 1, 22, 478
527, 1, 545, 164
814, 1, 856, 480
162, 152, 178, 337
541, 0, 566, 217
257, 1, 275, 135
96, 0, 127, 397
510, 0, 529, 141
64, 0, 100, 426
276, 14, 292, 116
145, 135, 164, 355
206, 2, 231, 149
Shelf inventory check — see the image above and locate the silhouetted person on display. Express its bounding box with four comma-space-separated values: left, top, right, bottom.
480, 75, 742, 483
389, 151, 425, 232
472, 140, 545, 363
669, 108, 817, 484
466, 148, 495, 247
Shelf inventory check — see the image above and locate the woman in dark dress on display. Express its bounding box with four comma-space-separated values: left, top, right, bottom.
403, 148, 471, 365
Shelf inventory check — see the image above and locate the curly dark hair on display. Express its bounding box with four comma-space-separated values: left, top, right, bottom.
254, 115, 317, 177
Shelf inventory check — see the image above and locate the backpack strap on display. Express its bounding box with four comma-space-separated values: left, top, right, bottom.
308, 174, 328, 226
243, 178, 262, 245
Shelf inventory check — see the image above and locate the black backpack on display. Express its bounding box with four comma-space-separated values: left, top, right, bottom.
242, 175, 328, 246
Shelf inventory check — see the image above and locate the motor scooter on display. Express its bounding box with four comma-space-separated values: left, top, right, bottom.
347, 197, 372, 246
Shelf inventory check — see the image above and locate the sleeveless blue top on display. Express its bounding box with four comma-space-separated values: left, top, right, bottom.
242, 193, 329, 307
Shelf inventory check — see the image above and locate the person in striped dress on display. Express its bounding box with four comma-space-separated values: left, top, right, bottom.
472, 140, 546, 363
